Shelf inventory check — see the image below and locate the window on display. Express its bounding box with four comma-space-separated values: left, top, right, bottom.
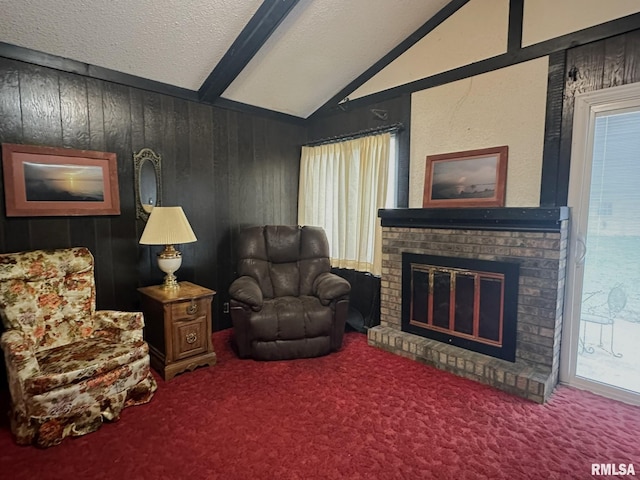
298, 132, 394, 276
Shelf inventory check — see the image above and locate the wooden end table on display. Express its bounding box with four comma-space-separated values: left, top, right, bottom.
138, 281, 217, 381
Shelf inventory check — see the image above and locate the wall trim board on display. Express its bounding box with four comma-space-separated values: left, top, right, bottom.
312, 12, 640, 117
539, 51, 567, 207
213, 97, 306, 125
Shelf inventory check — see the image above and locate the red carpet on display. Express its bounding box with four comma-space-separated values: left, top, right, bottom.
1, 330, 638, 479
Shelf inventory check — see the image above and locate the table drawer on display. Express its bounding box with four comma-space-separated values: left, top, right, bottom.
171, 298, 208, 320
172, 317, 207, 360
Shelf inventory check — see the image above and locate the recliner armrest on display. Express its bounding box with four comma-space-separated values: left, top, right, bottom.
93, 311, 144, 342
313, 272, 351, 305
229, 276, 264, 311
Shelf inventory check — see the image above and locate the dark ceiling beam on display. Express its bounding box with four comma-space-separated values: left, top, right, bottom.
309, 0, 470, 119
507, 0, 524, 52
198, 0, 301, 104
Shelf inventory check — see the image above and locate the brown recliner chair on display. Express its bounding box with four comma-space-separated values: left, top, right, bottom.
229, 225, 351, 360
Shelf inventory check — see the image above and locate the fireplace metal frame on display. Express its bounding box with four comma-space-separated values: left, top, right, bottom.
402, 253, 520, 362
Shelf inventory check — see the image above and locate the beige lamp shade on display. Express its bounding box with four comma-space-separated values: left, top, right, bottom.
139, 206, 197, 288
139, 206, 197, 245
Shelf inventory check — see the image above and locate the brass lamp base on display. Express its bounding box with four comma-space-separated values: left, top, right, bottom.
157, 245, 183, 289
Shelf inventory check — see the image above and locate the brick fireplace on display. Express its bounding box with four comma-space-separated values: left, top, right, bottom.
369, 207, 569, 403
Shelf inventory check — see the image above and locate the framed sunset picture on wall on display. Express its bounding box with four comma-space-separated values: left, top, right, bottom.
423, 146, 508, 208
1, 143, 120, 216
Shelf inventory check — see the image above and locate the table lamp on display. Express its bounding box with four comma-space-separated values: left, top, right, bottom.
139, 206, 197, 289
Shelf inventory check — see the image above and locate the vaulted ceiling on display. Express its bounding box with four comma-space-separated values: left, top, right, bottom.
0, 0, 464, 120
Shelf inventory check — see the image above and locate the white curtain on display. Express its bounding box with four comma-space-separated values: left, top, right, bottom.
298, 132, 390, 276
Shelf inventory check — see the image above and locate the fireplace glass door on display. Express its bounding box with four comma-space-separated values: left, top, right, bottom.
410, 265, 504, 346
402, 253, 518, 362
562, 83, 640, 406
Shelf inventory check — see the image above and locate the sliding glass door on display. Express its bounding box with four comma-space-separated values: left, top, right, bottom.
561, 82, 640, 405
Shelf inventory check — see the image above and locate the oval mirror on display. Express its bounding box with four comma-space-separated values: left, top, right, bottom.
133, 148, 162, 221
139, 160, 157, 213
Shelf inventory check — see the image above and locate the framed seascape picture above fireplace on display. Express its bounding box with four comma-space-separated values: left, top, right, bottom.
1, 143, 120, 217
423, 145, 508, 208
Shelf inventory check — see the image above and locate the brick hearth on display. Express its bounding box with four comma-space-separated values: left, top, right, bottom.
369, 208, 569, 403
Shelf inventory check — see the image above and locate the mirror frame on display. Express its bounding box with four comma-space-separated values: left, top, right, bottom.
133, 147, 162, 221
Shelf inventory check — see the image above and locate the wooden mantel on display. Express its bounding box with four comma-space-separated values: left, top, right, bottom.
378, 207, 569, 232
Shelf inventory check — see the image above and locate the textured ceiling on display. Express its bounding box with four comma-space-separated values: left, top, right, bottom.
222, 0, 450, 117
0, 0, 263, 90
0, 0, 450, 118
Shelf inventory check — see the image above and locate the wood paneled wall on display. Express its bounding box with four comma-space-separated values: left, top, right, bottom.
0, 57, 305, 329
542, 29, 640, 206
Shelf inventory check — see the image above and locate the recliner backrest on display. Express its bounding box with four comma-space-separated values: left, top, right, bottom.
0, 247, 96, 351
237, 225, 331, 299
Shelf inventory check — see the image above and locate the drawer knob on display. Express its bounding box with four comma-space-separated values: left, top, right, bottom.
186, 332, 198, 344
187, 301, 198, 315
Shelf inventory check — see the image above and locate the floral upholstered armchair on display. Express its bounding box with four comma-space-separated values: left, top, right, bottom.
0, 247, 157, 447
